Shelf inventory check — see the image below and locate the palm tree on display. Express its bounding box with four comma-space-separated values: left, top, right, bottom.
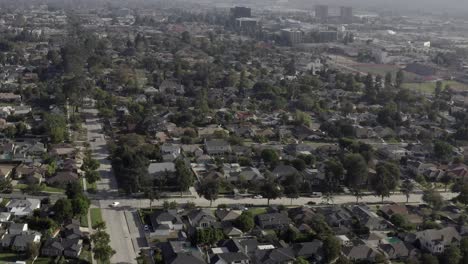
400, 179, 415, 203
352, 189, 363, 204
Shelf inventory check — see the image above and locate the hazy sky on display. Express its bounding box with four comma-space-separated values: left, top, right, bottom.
312, 0, 468, 14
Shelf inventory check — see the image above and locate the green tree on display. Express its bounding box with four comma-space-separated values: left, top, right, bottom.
261, 149, 279, 166
27, 243, 39, 260
43, 113, 68, 143
400, 179, 414, 203
434, 140, 453, 162
294, 110, 312, 127
235, 211, 254, 232
198, 180, 220, 207
457, 184, 468, 205
343, 153, 368, 189
422, 189, 444, 210
390, 214, 407, 228
93, 242, 116, 262
71, 195, 90, 217
85, 170, 101, 184
435, 80, 443, 97
66, 182, 82, 199
395, 70, 404, 88
442, 244, 461, 264
385, 72, 393, 87
422, 253, 439, 264
52, 199, 73, 222
93, 221, 106, 231
175, 159, 194, 197
370, 162, 400, 203
323, 235, 341, 263
460, 237, 468, 264
261, 181, 283, 205
284, 174, 301, 205
293, 257, 309, 264
324, 159, 344, 197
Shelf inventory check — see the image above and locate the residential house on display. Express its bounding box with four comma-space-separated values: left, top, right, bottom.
186, 209, 218, 229
8, 223, 28, 235
0, 163, 16, 181
12, 233, 41, 252
256, 213, 291, 229
161, 143, 182, 162
148, 162, 177, 181
378, 238, 419, 261
252, 247, 295, 264
292, 240, 323, 262
342, 242, 379, 262
271, 165, 299, 181
215, 210, 241, 223
415, 227, 461, 254
6, 199, 41, 217
0, 212, 12, 223
150, 210, 184, 236
41, 237, 82, 258
223, 227, 243, 238
210, 252, 250, 264
205, 140, 231, 156
348, 205, 392, 230
47, 171, 79, 186
159, 241, 206, 264
0, 93, 21, 103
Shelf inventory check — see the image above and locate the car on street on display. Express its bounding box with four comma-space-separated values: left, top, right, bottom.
144, 225, 149, 232
110, 202, 120, 207
253, 195, 263, 199
310, 192, 322, 198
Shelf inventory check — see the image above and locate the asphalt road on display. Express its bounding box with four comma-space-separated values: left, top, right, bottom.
85, 111, 142, 264
97, 191, 458, 208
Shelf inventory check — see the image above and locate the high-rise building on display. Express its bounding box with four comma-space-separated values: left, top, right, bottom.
340, 6, 353, 23
230, 6, 251, 19
281, 29, 303, 46
315, 5, 328, 22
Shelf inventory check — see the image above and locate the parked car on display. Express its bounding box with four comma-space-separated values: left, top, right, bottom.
253, 195, 263, 199
144, 225, 149, 231
110, 202, 120, 207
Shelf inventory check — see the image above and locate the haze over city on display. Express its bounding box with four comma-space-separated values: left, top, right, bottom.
0, 0, 468, 264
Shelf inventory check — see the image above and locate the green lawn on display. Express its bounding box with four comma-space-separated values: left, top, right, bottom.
80, 212, 89, 228
248, 207, 267, 216
79, 249, 93, 263
402, 80, 468, 94
33, 257, 55, 264
90, 208, 103, 228
41, 185, 65, 194
0, 252, 20, 262
14, 183, 28, 190
87, 180, 97, 193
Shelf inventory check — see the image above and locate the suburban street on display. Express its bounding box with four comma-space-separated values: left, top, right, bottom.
84, 109, 145, 264
82, 108, 458, 264
96, 191, 458, 209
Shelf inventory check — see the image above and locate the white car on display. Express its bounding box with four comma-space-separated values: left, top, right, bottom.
110, 202, 120, 207
253, 195, 263, 199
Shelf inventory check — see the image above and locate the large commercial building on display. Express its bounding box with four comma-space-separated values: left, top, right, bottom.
230, 6, 251, 19
315, 5, 329, 23
340, 6, 353, 23
281, 29, 303, 46
236, 17, 259, 31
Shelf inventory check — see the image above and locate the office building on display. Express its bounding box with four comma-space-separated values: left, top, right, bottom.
230, 6, 251, 19
340, 6, 353, 23
281, 29, 303, 46
315, 5, 328, 22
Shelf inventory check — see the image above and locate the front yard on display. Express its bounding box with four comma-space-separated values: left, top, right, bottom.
90, 208, 103, 227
